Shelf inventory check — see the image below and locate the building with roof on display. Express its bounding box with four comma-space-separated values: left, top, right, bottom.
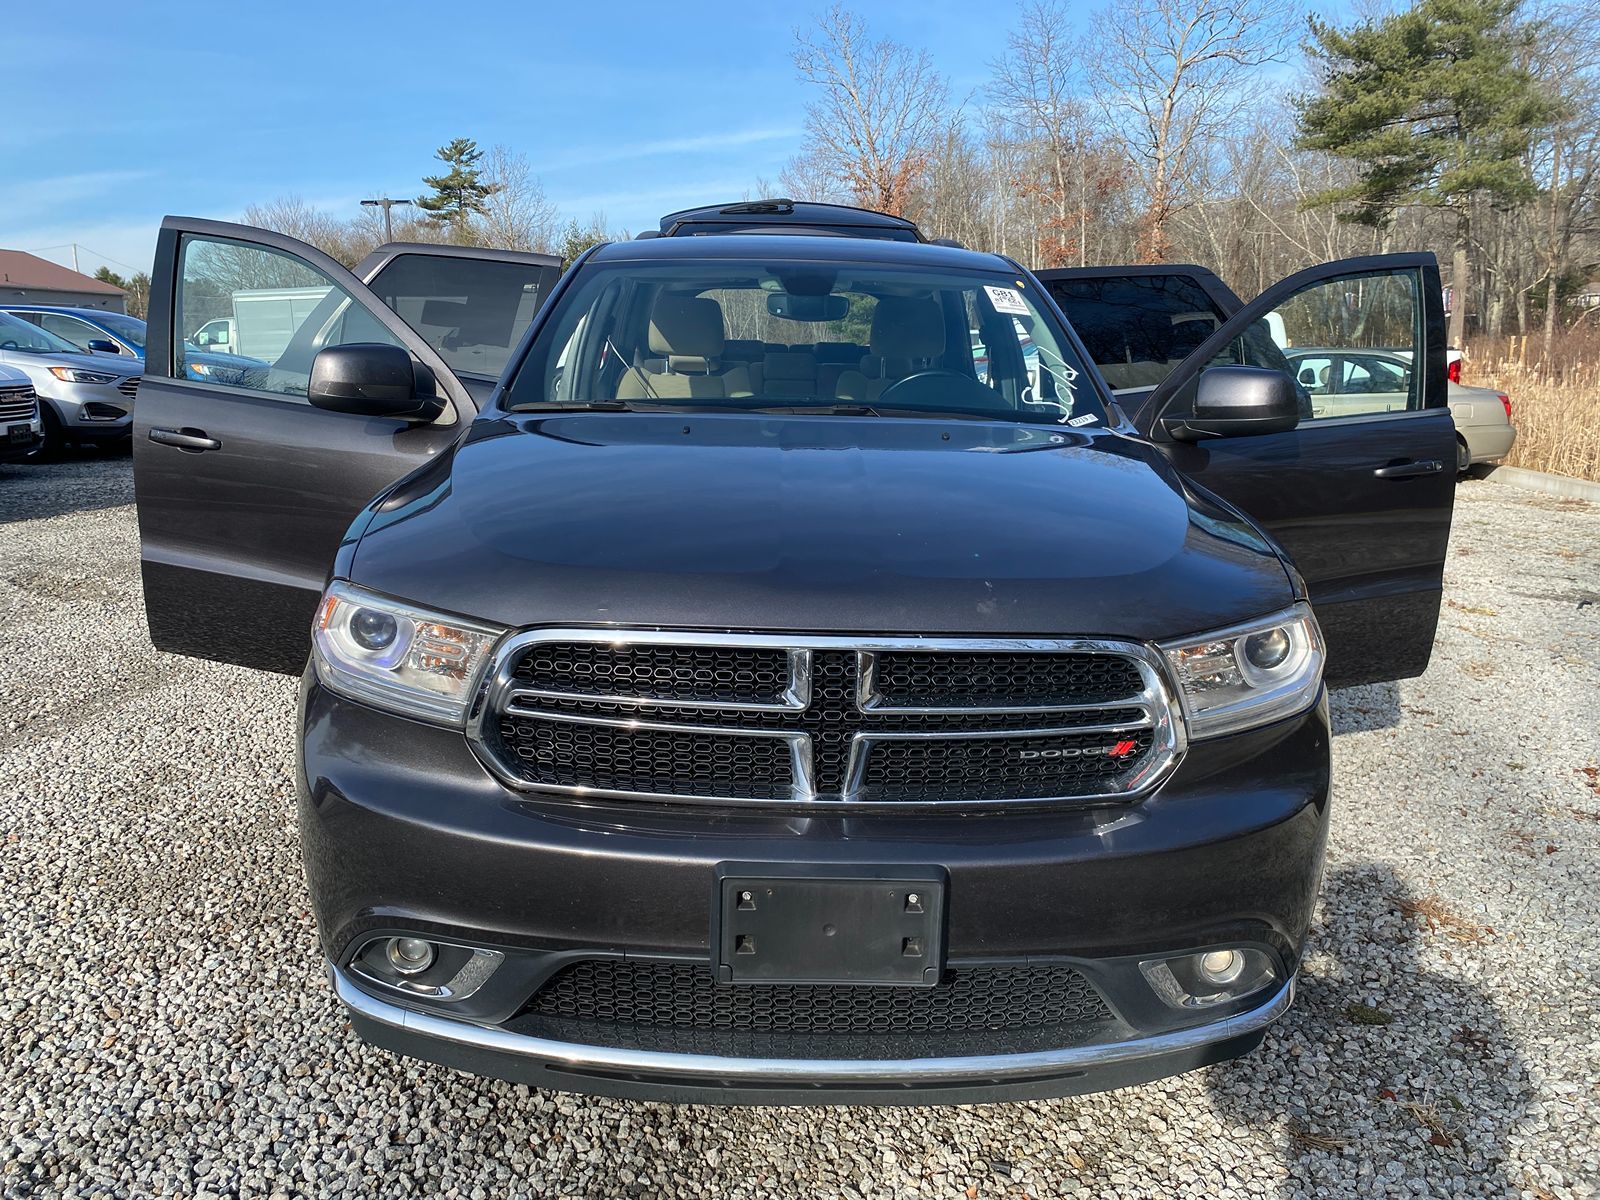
0, 250, 127, 312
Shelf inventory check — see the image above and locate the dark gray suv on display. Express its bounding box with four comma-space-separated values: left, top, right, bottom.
133, 214, 1455, 1104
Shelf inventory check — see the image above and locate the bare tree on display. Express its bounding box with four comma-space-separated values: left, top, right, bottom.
791, 5, 949, 214
990, 1, 1118, 266
475, 145, 559, 253
1089, 0, 1295, 261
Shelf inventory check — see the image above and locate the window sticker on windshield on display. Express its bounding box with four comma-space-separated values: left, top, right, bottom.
1067, 413, 1097, 427
984, 285, 1030, 316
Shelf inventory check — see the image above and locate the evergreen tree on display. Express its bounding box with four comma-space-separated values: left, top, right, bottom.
416, 138, 499, 232
1296, 0, 1558, 344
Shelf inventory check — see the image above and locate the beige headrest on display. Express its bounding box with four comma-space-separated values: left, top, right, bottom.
649, 295, 726, 358
869, 296, 945, 359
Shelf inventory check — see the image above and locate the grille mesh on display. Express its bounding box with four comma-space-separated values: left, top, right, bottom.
861, 728, 1157, 803
496, 715, 793, 800
486, 639, 1161, 805
526, 959, 1110, 1035
871, 650, 1144, 709
513, 642, 791, 705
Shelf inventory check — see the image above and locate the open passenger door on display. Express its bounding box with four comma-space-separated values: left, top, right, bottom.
1130, 254, 1455, 687
134, 217, 561, 674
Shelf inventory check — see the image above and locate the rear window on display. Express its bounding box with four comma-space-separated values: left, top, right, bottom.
1044, 275, 1228, 393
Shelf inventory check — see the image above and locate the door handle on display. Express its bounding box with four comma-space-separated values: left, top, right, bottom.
1372, 459, 1443, 479
148, 427, 220, 452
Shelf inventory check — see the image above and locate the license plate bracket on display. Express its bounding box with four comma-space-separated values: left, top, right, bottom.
7, 424, 30, 445
713, 864, 946, 986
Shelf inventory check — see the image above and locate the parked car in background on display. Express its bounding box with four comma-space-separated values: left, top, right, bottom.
1286, 348, 1514, 471
0, 364, 42, 464
1, 305, 265, 385
0, 311, 140, 457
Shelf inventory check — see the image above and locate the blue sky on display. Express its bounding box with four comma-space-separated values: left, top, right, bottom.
6, 0, 1335, 279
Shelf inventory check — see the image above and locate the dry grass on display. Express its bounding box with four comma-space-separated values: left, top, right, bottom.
1462, 331, 1600, 482
1390, 893, 1491, 943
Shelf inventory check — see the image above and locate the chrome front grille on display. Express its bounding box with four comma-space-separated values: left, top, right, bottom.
117, 376, 141, 399
0, 385, 36, 423
471, 632, 1183, 809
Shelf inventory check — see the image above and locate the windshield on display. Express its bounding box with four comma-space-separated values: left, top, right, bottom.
506, 259, 1105, 426
90, 311, 148, 352
0, 311, 84, 354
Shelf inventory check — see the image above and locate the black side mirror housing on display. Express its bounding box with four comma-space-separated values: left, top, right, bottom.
308, 343, 444, 421
1161, 366, 1301, 442
86, 339, 123, 354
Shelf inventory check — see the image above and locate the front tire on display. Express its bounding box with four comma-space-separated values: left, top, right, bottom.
1455, 436, 1470, 474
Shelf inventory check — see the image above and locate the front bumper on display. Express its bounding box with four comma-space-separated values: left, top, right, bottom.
300, 676, 1330, 1103
0, 419, 41, 462
38, 383, 133, 438
335, 963, 1294, 1104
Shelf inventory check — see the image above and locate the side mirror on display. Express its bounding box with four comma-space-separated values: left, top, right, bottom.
87, 339, 123, 354
1161, 366, 1300, 442
308, 343, 443, 421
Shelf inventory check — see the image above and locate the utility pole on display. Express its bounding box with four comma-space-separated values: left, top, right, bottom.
361, 197, 415, 243
71, 244, 80, 273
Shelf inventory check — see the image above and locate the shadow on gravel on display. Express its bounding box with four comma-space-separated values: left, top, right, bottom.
1328, 681, 1401, 734
1205, 865, 1529, 1195
0, 454, 132, 524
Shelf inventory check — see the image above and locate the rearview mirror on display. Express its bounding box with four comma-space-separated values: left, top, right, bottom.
1161, 366, 1300, 442
767, 292, 849, 321
308, 343, 443, 421
86, 339, 123, 354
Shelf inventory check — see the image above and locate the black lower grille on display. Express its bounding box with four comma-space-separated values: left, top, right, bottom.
523, 959, 1111, 1038
861, 728, 1157, 803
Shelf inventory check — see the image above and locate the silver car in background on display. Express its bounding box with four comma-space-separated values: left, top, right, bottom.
0, 311, 140, 458
1286, 347, 1516, 472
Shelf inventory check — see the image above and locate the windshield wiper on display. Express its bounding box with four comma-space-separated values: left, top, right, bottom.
517, 400, 635, 413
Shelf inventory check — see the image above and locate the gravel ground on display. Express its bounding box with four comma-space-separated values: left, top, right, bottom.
1, 457, 1596, 1200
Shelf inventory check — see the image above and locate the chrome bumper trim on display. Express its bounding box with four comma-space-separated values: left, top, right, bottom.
333, 965, 1293, 1083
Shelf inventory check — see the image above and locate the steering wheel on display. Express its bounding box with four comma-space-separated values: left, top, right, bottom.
877, 369, 1009, 412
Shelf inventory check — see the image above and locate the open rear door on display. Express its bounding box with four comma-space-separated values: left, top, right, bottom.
1141, 254, 1455, 688
135, 218, 559, 674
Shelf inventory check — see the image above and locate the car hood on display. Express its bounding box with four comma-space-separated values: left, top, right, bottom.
349, 414, 1295, 641
0, 347, 139, 375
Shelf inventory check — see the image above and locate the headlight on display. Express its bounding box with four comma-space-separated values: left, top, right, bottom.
1158, 603, 1324, 739
312, 582, 504, 725
188, 361, 216, 378
47, 367, 120, 384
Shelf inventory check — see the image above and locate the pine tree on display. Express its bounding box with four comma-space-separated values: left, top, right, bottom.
416, 138, 500, 232
1296, 0, 1558, 344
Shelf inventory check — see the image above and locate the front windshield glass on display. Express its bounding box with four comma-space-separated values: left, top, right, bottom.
91, 311, 148, 352
506, 259, 1106, 426
0, 311, 84, 354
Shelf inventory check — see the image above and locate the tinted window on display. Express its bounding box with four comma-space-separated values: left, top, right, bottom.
0, 311, 83, 354
364, 253, 559, 380
1044, 275, 1227, 393
38, 313, 101, 349
1216, 271, 1424, 421
176, 234, 406, 397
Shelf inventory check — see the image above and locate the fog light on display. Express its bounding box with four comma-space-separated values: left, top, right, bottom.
1141, 947, 1277, 1009
1199, 949, 1246, 985
386, 937, 435, 975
